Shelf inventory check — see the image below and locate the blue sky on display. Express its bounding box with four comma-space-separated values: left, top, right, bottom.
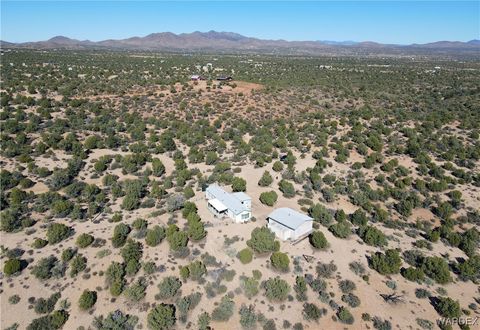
1, 1, 479, 44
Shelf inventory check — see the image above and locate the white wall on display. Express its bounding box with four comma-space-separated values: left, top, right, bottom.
293, 221, 313, 240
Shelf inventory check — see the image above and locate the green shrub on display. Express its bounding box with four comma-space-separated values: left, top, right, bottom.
70, 254, 87, 277
239, 304, 257, 329
337, 306, 354, 324
258, 171, 273, 187
147, 303, 176, 329
368, 249, 402, 275
4, 258, 22, 276
263, 277, 290, 302
358, 226, 387, 247
76, 233, 94, 248
270, 252, 290, 272
157, 276, 182, 300
309, 231, 328, 249
279, 180, 295, 198
27, 310, 69, 330
247, 227, 280, 254
237, 248, 253, 264
78, 290, 97, 310
32, 238, 48, 249
401, 267, 425, 282
420, 256, 452, 284
434, 297, 461, 318
259, 191, 278, 206
47, 223, 71, 244
328, 221, 351, 239
212, 296, 235, 322
302, 303, 323, 321
145, 225, 166, 247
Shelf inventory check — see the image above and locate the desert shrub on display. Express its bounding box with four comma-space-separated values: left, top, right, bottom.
328, 221, 351, 239
232, 177, 247, 192
145, 225, 166, 247
247, 227, 280, 254
79, 290, 97, 310
92, 310, 138, 329
212, 296, 235, 322
433, 297, 461, 318
106, 262, 126, 296
176, 292, 202, 323
316, 262, 337, 278
294, 276, 308, 301
34, 292, 61, 314
258, 171, 273, 187
401, 267, 425, 282
372, 317, 392, 330
349, 261, 366, 276
456, 255, 480, 281
147, 303, 176, 329
309, 204, 333, 226
342, 293, 361, 308
350, 209, 369, 226
166, 227, 189, 251
132, 218, 148, 231
339, 279, 356, 293
76, 233, 94, 248
259, 191, 278, 206
121, 239, 143, 276
239, 304, 257, 329
197, 312, 211, 330
61, 247, 76, 262
368, 249, 402, 275
302, 303, 323, 321
337, 306, 354, 324
357, 226, 387, 247
237, 248, 253, 264
157, 276, 182, 300
272, 161, 284, 172
188, 220, 207, 241
181, 260, 206, 281
420, 256, 452, 284
415, 288, 431, 299
112, 223, 131, 248
32, 256, 58, 280
309, 231, 328, 249
4, 258, 22, 276
47, 223, 71, 244
264, 277, 290, 302
279, 180, 295, 198
8, 294, 20, 304
27, 310, 69, 330
242, 276, 260, 298
70, 254, 87, 277
270, 252, 290, 272
124, 278, 147, 302
152, 158, 166, 177
32, 238, 48, 249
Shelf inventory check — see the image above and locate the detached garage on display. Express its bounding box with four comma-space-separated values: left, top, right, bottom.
267, 208, 313, 241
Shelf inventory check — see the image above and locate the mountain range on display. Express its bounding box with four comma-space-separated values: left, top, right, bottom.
2, 31, 479, 55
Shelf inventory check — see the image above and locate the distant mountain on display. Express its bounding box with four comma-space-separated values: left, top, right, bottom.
2, 31, 479, 55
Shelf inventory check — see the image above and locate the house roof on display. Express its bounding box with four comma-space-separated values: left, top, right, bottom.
206, 184, 249, 215
232, 192, 251, 202
267, 207, 313, 230
208, 198, 228, 212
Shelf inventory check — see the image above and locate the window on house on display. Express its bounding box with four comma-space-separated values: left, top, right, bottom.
242, 213, 250, 219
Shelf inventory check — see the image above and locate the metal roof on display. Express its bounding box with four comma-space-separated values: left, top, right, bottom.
267, 207, 313, 230
206, 184, 249, 215
232, 192, 251, 202
208, 198, 228, 212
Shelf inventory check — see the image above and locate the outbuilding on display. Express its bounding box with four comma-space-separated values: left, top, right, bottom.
205, 184, 251, 223
267, 208, 313, 241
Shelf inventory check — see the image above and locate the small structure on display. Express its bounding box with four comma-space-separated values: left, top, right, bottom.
216, 75, 233, 81
190, 75, 204, 81
267, 208, 313, 241
205, 184, 251, 223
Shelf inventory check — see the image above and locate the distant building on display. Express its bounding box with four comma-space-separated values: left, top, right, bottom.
267, 208, 313, 241
216, 75, 233, 81
205, 184, 251, 223
190, 75, 205, 81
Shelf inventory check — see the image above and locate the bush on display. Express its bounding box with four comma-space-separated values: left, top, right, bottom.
145, 225, 166, 247
358, 226, 387, 247
242, 276, 260, 298
124, 278, 147, 302
92, 310, 138, 329
232, 177, 247, 192
79, 290, 97, 310
302, 303, 323, 321
212, 296, 235, 322
70, 254, 87, 277
27, 310, 69, 330
157, 276, 182, 300
147, 303, 176, 329
47, 223, 71, 244
420, 256, 452, 284
338, 279, 356, 293
259, 191, 278, 206
112, 223, 131, 248
4, 258, 21, 276
279, 180, 295, 198
401, 267, 425, 282
34, 292, 61, 314
309, 204, 333, 226
166, 228, 189, 251
270, 252, 290, 272
182, 260, 207, 281
264, 277, 290, 302
316, 261, 337, 278
197, 312, 211, 330
434, 297, 461, 318
368, 249, 402, 275
328, 221, 351, 239
76, 233, 94, 248
188, 220, 207, 241
294, 276, 308, 301
337, 306, 354, 324
32, 238, 48, 249
247, 227, 280, 254
239, 304, 257, 329
272, 161, 284, 172
309, 231, 328, 249
237, 248, 253, 264
258, 171, 274, 187
342, 293, 361, 308
32, 256, 58, 280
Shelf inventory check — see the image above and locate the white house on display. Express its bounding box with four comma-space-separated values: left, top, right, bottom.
205, 184, 251, 223
267, 208, 313, 241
